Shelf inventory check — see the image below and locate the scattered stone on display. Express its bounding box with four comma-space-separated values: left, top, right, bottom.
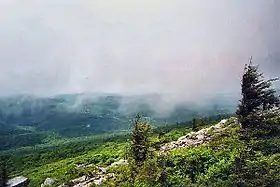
220, 119, 228, 125
110, 159, 127, 168
160, 118, 239, 154
76, 164, 86, 170
72, 176, 87, 184
7, 176, 29, 187
62, 159, 128, 187
60, 118, 240, 186
41, 178, 56, 187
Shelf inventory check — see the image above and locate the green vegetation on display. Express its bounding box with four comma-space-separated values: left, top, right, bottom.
105, 119, 280, 186
1, 115, 226, 186
23, 142, 127, 187
237, 60, 280, 138
1, 62, 280, 186
130, 114, 152, 165
0, 158, 8, 186
2, 132, 129, 176
103, 62, 280, 186
0, 93, 235, 151
104, 117, 241, 186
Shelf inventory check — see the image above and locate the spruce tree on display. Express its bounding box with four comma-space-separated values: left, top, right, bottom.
130, 114, 152, 166
192, 118, 198, 131
236, 59, 280, 136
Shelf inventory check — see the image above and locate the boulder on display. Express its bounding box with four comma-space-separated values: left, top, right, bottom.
72, 176, 87, 183
109, 159, 127, 169
159, 118, 239, 154
41, 178, 56, 187
220, 119, 228, 125
7, 176, 29, 187
62, 159, 128, 187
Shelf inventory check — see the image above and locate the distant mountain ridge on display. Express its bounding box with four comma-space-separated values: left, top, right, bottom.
0, 92, 237, 132
0, 93, 236, 151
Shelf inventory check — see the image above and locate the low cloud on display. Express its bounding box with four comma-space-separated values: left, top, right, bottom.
0, 0, 279, 101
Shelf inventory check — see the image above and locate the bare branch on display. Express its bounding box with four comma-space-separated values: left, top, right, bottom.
267, 77, 279, 82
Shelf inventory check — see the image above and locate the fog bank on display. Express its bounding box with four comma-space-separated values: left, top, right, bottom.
0, 0, 279, 100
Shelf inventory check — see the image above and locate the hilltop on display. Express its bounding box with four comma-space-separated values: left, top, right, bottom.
9, 113, 279, 187
56, 117, 240, 187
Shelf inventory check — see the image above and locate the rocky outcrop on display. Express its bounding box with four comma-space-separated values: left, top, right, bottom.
59, 159, 127, 187
59, 118, 238, 186
7, 176, 29, 187
160, 117, 238, 154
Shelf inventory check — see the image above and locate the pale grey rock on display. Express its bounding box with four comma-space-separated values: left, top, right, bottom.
7, 176, 29, 187
41, 178, 56, 187
159, 118, 240, 155
110, 159, 127, 168
63, 159, 128, 187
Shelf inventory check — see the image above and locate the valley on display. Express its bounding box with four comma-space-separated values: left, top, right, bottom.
0, 93, 235, 151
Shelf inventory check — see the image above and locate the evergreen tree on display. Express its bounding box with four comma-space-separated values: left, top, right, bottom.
130, 113, 152, 166
192, 118, 198, 131
0, 159, 8, 187
236, 59, 280, 136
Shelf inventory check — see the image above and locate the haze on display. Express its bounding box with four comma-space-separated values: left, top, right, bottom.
0, 0, 279, 98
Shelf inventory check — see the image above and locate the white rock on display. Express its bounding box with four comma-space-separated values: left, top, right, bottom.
159, 118, 237, 154
7, 176, 29, 187
178, 136, 187, 141
220, 119, 228, 125
41, 178, 56, 187
110, 159, 127, 168
196, 134, 205, 140
72, 176, 87, 183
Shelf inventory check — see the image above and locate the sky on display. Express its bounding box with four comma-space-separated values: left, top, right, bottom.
0, 0, 279, 98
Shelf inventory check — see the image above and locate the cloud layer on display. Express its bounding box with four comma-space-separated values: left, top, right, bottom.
0, 0, 279, 97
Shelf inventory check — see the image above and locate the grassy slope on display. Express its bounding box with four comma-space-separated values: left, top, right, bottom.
105, 118, 280, 186
1, 132, 130, 186
6, 115, 280, 186
5, 118, 219, 186
24, 142, 127, 187
3, 120, 194, 186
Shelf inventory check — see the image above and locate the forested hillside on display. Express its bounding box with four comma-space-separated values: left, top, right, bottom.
1, 63, 279, 187
1, 0, 280, 186
0, 63, 279, 187
0, 93, 235, 151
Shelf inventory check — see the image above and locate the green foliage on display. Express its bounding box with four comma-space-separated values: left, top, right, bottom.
130, 114, 152, 166
105, 115, 280, 187
109, 135, 244, 186
165, 146, 236, 186
78, 165, 99, 178
3, 62, 280, 187
4, 109, 280, 187
237, 61, 280, 137
231, 61, 280, 186
253, 137, 280, 155
192, 118, 199, 131
1, 132, 128, 176
0, 132, 128, 186
0, 158, 8, 187
21, 142, 126, 187
191, 117, 212, 132
231, 152, 280, 187
0, 132, 51, 151
0, 93, 235, 149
